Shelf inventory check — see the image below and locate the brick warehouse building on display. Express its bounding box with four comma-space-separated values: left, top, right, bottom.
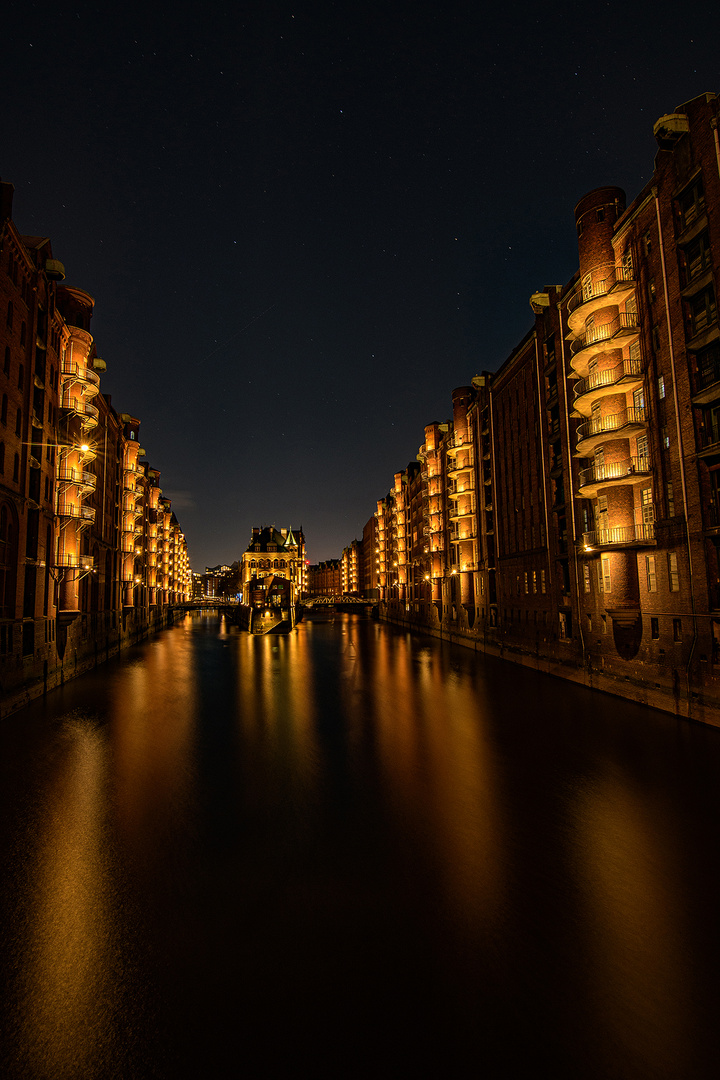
357, 92, 720, 723
1, 181, 191, 716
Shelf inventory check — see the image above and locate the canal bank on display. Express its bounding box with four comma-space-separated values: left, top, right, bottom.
0, 605, 183, 720
379, 600, 720, 729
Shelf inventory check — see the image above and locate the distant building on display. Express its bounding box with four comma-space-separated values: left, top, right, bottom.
307, 559, 341, 597
240, 527, 306, 604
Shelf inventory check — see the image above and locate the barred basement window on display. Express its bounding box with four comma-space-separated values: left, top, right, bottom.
646, 555, 657, 592
668, 552, 680, 592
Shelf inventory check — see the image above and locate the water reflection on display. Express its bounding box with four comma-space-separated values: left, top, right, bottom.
0, 611, 719, 1078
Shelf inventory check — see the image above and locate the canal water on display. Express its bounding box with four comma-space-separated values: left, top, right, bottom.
1, 612, 720, 1079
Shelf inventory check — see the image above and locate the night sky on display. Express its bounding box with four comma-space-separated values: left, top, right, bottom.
3, 2, 718, 567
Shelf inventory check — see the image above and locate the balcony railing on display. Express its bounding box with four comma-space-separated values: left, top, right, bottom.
579, 456, 651, 487
568, 276, 613, 315
571, 312, 640, 354
55, 552, 95, 569
576, 407, 646, 442
57, 466, 97, 489
583, 522, 655, 547
574, 359, 643, 399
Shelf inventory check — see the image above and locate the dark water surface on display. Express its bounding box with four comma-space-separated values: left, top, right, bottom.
1, 612, 720, 1078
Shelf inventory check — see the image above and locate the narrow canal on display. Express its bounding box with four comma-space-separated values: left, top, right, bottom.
1, 612, 720, 1079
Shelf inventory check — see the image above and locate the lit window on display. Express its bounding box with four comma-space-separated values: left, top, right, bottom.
668, 552, 680, 592
646, 555, 657, 592
658, 374, 665, 399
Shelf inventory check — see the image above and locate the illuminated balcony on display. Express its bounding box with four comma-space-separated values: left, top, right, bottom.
57, 465, 97, 490
448, 504, 476, 523
575, 407, 647, 455
56, 552, 95, 569
81, 400, 99, 428
567, 274, 615, 332
582, 522, 655, 548
573, 359, 644, 413
577, 456, 652, 497
447, 477, 475, 497
569, 313, 641, 375
446, 456, 473, 477
449, 526, 477, 542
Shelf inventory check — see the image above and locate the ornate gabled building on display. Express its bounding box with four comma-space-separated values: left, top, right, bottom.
240, 526, 306, 603
358, 92, 720, 724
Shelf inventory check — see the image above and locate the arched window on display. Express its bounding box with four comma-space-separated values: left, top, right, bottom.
280, 560, 286, 568
273, 559, 279, 568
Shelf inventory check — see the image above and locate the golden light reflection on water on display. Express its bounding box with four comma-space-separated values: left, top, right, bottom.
235, 628, 320, 790
17, 723, 118, 1079
369, 632, 506, 931
572, 775, 699, 1076
110, 621, 199, 848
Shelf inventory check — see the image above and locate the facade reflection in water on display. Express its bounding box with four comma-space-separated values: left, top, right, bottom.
1, 611, 719, 1078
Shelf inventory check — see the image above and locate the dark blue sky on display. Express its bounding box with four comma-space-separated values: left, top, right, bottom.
3, 1, 718, 566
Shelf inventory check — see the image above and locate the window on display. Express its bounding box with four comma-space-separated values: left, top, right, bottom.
644, 231, 652, 254
637, 434, 649, 470
651, 617, 660, 639
629, 339, 642, 362
524, 572, 528, 594
540, 569, 546, 594
633, 386, 645, 414
648, 280, 656, 304
3, 347, 9, 375
680, 231, 711, 286
646, 555, 657, 592
668, 552, 680, 591
532, 569, 537, 594
678, 176, 705, 230
652, 324, 661, 351
667, 482, 675, 516
687, 286, 717, 337
658, 375, 665, 400
600, 556, 611, 593
673, 618, 683, 642
6, 302, 12, 330
641, 488, 655, 526
694, 341, 720, 392
596, 207, 605, 222
583, 564, 591, 593
582, 273, 593, 301
662, 425, 670, 450
601, 614, 607, 634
